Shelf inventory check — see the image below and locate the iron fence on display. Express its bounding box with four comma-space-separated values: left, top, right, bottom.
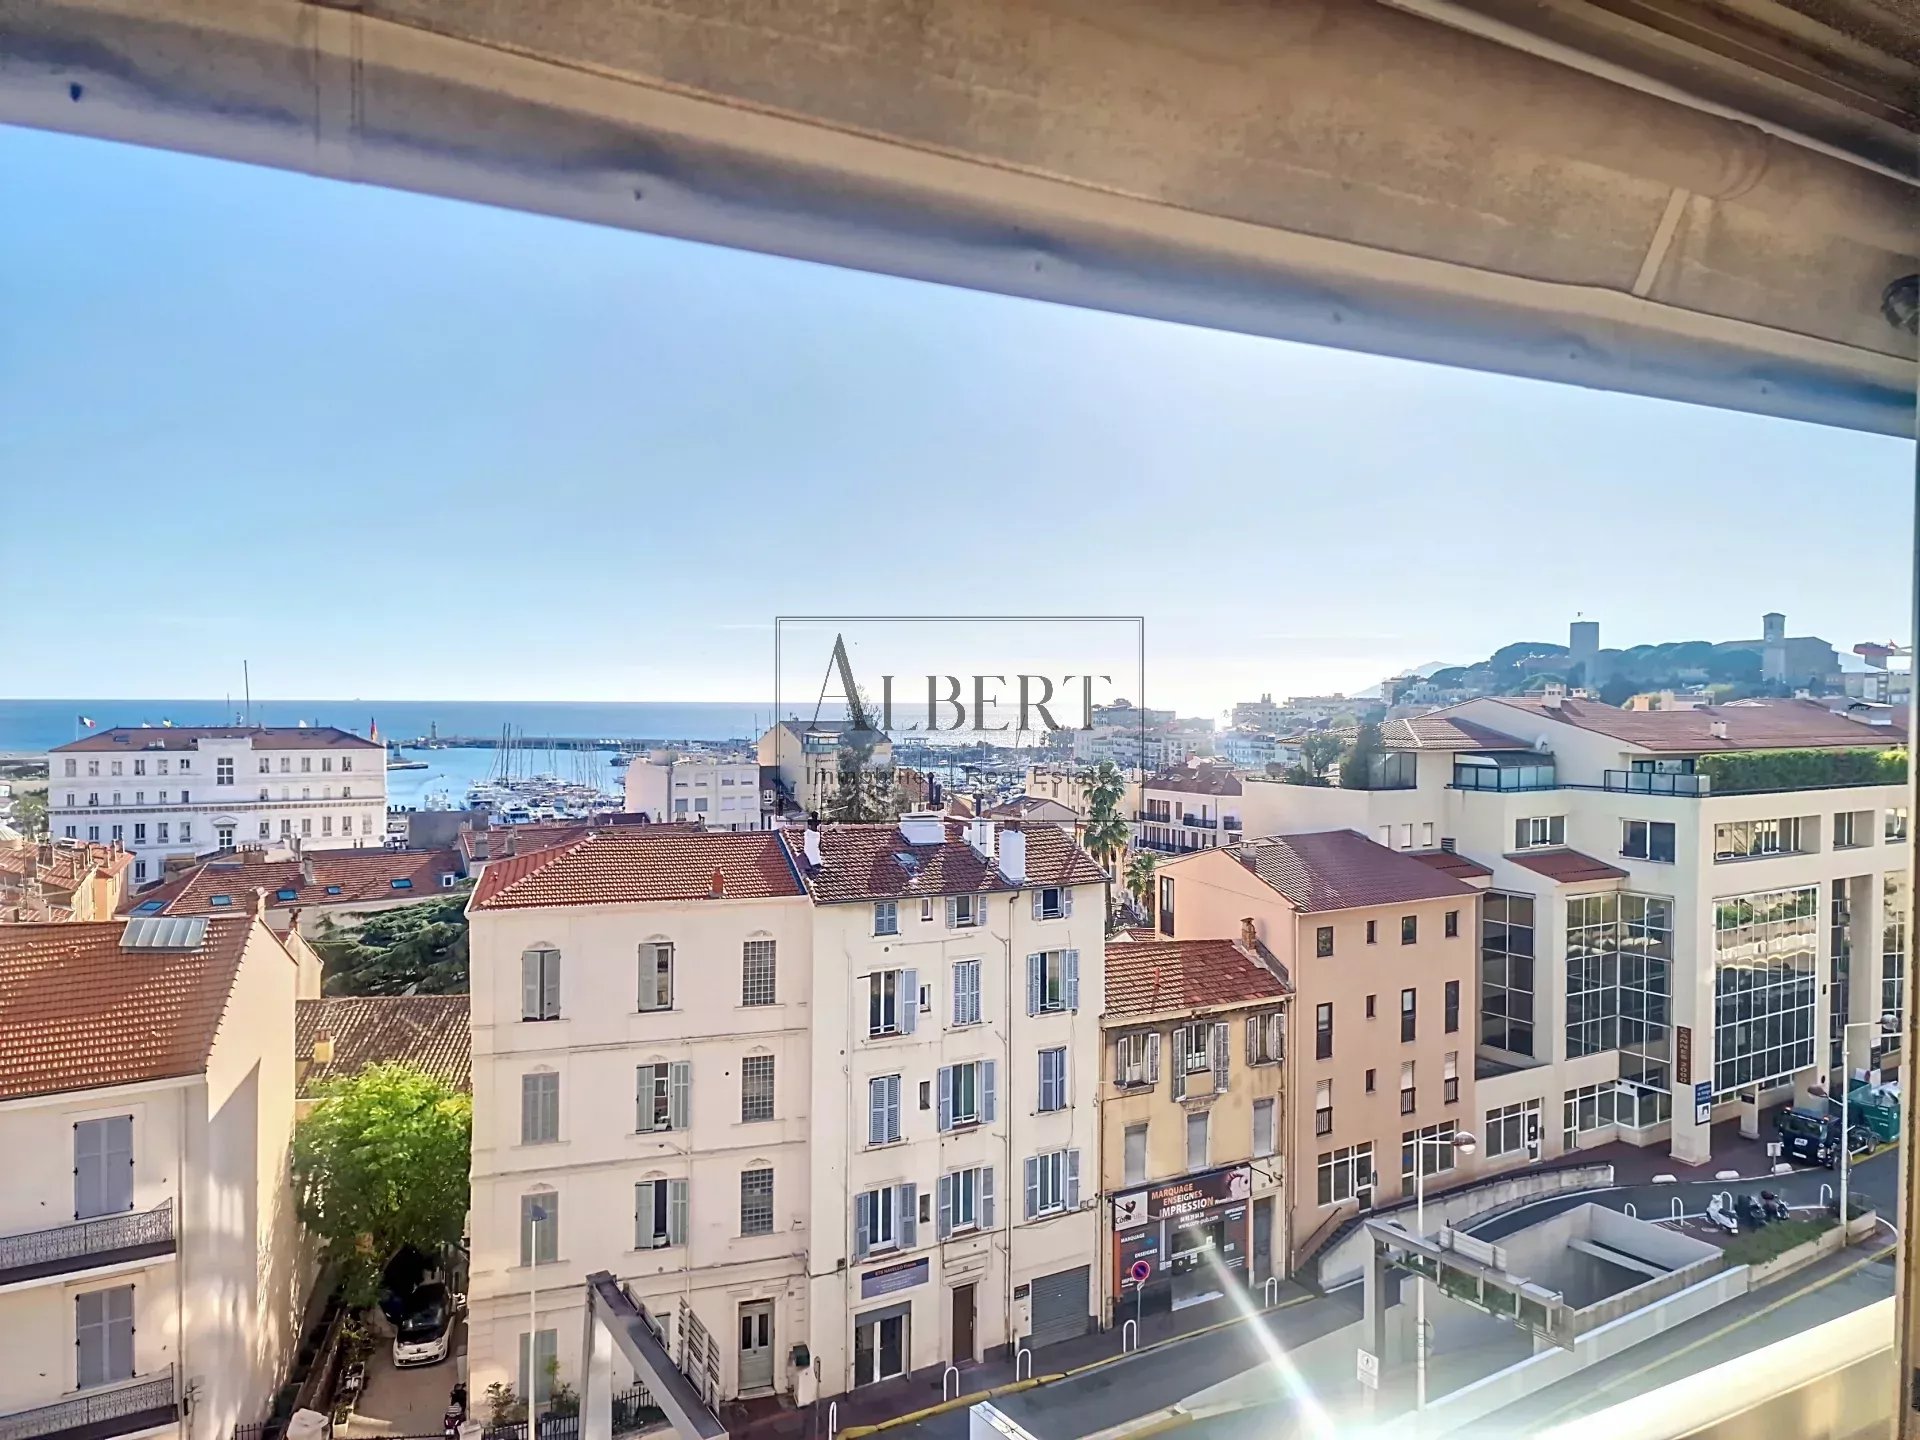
0, 1368, 177, 1440
0, 1201, 174, 1280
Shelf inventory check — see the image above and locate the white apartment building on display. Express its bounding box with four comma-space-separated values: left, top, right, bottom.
1236, 698, 1909, 1168
463, 816, 1106, 1414
623, 752, 767, 830
1134, 765, 1244, 856
0, 913, 306, 1440
758, 721, 896, 818
49, 727, 387, 887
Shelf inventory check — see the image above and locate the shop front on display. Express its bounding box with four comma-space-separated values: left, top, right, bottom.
1109, 1164, 1252, 1322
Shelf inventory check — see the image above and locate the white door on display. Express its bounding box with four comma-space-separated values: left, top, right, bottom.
738, 1300, 774, 1392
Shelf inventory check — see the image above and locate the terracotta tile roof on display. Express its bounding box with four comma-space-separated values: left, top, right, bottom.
783, 821, 1106, 904
295, 995, 470, 1095
472, 829, 805, 909
1219, 831, 1477, 913
1380, 715, 1531, 751
1507, 849, 1628, 884
1142, 767, 1243, 797
0, 840, 130, 895
0, 915, 257, 1100
1104, 938, 1290, 1017
53, 725, 379, 753
1487, 697, 1898, 753
1409, 850, 1495, 880
127, 849, 465, 916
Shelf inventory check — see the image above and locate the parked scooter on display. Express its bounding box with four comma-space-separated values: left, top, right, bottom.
1759, 1190, 1791, 1222
1734, 1193, 1770, 1229
1706, 1192, 1739, 1235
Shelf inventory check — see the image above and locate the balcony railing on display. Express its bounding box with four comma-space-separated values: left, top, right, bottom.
1182, 816, 1218, 830
0, 1369, 177, 1440
1603, 769, 1711, 796
0, 1202, 175, 1287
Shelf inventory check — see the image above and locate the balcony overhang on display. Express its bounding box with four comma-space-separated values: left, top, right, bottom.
0, 1203, 177, 1293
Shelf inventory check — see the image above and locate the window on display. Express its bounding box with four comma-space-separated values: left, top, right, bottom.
1400, 1122, 1457, 1185
1562, 1083, 1618, 1147
1401, 915, 1418, 945
134, 860, 146, 880
75, 1285, 136, 1388
1037, 1047, 1068, 1112
938, 1060, 995, 1129
258, 758, 269, 773
87, 793, 98, 807
300, 757, 311, 773
856, 1183, 917, 1255
87, 760, 99, 777
74, 1115, 133, 1218
1158, 876, 1176, 935
87, 825, 100, 842
520, 1071, 561, 1144
740, 1168, 774, 1235
636, 1179, 689, 1249
1399, 1060, 1416, 1114
1485, 1100, 1541, 1159
742, 939, 777, 1006
1316, 1144, 1373, 1207
1566, 892, 1620, 1058
216, 757, 234, 786
1444, 909, 1459, 939
520, 1189, 559, 1265
1889, 808, 1909, 843
938, 1167, 992, 1237
62, 759, 75, 777
179, 822, 191, 843
64, 826, 76, 839
637, 1062, 691, 1132
1124, 1124, 1149, 1185
321, 816, 333, 837
1481, 891, 1537, 1056
342, 786, 352, 799
1621, 819, 1676, 862
1035, 886, 1067, 919
741, 1055, 775, 1122
1177, 1020, 1213, 1073
1025, 949, 1079, 1014
1365, 994, 1376, 1019
1114, 1030, 1160, 1088
1315, 1002, 1333, 1059
110, 760, 122, 777
1246, 1009, 1285, 1065
1835, 810, 1872, 849
946, 894, 983, 928
874, 901, 899, 935
1399, 823, 1413, 849
157, 759, 168, 775
280, 820, 291, 837
951, 959, 982, 1026
1315, 926, 1334, 958
110, 824, 123, 842
1444, 979, 1460, 1033
1514, 816, 1565, 849
1253, 1098, 1276, 1158
639, 943, 674, 1011
1715, 884, 1820, 1096
869, 969, 917, 1037
1400, 988, 1416, 1042
278, 757, 288, 773
1185, 1110, 1209, 1170
1714, 816, 1807, 861
520, 1330, 559, 1405
156, 822, 169, 843
301, 819, 311, 836
342, 756, 353, 772
1366, 919, 1377, 944
868, 1075, 903, 1144
521, 947, 561, 1020
1365, 1068, 1376, 1093
1314, 1079, 1333, 1136
1443, 1051, 1459, 1104
1023, 1148, 1079, 1217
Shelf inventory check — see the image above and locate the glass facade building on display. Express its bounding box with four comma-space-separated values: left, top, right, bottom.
1712, 885, 1818, 1098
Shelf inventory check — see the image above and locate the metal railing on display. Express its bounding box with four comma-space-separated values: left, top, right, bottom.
0, 1368, 176, 1440
1603, 769, 1711, 796
0, 1201, 174, 1281
1181, 816, 1218, 829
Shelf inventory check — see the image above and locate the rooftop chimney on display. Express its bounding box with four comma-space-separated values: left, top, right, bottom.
804, 818, 823, 868
710, 867, 727, 898
899, 810, 944, 846
967, 816, 996, 860
300, 854, 316, 886
999, 825, 1027, 885
1240, 917, 1258, 949
1710, 720, 1730, 740
311, 1034, 334, 1065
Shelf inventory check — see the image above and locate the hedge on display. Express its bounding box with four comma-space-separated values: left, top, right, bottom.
1696, 748, 1905, 795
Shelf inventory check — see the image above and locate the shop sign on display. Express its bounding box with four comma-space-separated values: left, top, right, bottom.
860, 1257, 929, 1299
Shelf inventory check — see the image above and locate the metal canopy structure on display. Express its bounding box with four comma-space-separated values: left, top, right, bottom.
1, 0, 1914, 434
580, 1273, 726, 1440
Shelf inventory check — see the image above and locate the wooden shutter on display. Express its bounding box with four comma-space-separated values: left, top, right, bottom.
899, 1183, 917, 1248
1024, 1156, 1040, 1220
541, 951, 561, 1019
938, 1066, 954, 1131
1171, 1026, 1189, 1100
901, 969, 918, 1035
868, 1079, 887, 1145
937, 1174, 953, 1239
636, 1181, 654, 1248
1031, 890, 1044, 920
1268, 1011, 1286, 1063
1066, 1149, 1082, 1208
1026, 954, 1042, 1015
982, 1060, 997, 1123
854, 1190, 873, 1259
668, 1061, 691, 1130
946, 897, 958, 929
886, 1076, 901, 1141
1064, 950, 1081, 1010
521, 950, 542, 1019
1062, 888, 1074, 917
668, 1180, 688, 1245
1147, 1031, 1162, 1085
1212, 1022, 1231, 1090
980, 1166, 996, 1228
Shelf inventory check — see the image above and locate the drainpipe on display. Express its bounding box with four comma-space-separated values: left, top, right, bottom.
178, 1084, 190, 1436
1003, 894, 1016, 1362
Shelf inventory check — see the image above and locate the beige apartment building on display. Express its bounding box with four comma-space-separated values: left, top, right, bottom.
1099, 935, 1290, 1323
1133, 765, 1245, 857
758, 720, 895, 818
0, 913, 305, 1440
465, 814, 1108, 1411
1153, 834, 1482, 1270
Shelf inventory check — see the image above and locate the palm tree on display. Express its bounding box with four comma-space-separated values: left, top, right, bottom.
1078, 761, 1132, 929
1125, 850, 1158, 923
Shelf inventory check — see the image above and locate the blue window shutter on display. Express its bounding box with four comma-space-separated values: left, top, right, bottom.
1024, 1156, 1040, 1220
867, 1078, 885, 1145
1031, 889, 1043, 921
1066, 1149, 1082, 1208
1026, 954, 1042, 1016
937, 1175, 953, 1239
668, 1062, 691, 1130
938, 1066, 953, 1131
899, 1183, 917, 1248
887, 1076, 901, 1141
901, 969, 918, 1035
946, 897, 958, 929
521, 951, 541, 1019
668, 1180, 687, 1245
854, 1190, 872, 1259
982, 1060, 997, 1123
1064, 949, 1081, 1010
980, 1166, 996, 1229
1063, 888, 1074, 918
542, 952, 561, 1018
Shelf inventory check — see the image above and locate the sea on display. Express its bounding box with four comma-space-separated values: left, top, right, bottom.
0, 698, 785, 810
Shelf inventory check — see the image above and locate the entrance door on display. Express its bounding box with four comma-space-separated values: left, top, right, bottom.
737, 1300, 774, 1393
951, 1284, 977, 1364
1252, 1197, 1273, 1283
853, 1309, 908, 1386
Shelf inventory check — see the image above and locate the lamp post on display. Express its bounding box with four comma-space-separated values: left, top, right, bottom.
1809, 1013, 1897, 1248
1413, 1129, 1477, 1410
528, 1202, 547, 1432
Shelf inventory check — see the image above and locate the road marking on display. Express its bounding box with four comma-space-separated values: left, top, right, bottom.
1525, 1242, 1896, 1428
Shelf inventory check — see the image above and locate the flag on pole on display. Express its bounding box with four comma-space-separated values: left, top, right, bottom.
77, 715, 95, 729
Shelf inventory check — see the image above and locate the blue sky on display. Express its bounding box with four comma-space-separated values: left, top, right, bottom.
1, 124, 1910, 717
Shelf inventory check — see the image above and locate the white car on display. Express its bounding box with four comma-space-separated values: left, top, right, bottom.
393, 1283, 462, 1368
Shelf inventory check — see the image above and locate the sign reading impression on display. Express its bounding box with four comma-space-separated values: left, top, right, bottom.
1675, 1026, 1693, 1086
1124, 1165, 1252, 1226
860, 1257, 929, 1300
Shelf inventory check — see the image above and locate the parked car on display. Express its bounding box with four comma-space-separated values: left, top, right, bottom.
1774, 1106, 1840, 1168
393, 1282, 463, 1369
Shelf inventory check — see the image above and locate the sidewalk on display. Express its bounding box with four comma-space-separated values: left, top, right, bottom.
719, 1281, 1322, 1440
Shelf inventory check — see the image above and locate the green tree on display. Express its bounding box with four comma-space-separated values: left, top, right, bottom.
1080, 761, 1131, 929
292, 1063, 472, 1306
1298, 731, 1345, 779
314, 891, 471, 995
1338, 720, 1385, 789
823, 728, 899, 823
1124, 850, 1158, 920
11, 790, 47, 837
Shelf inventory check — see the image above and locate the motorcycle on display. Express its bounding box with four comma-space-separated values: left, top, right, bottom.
1734, 1193, 1770, 1229
1759, 1190, 1791, 1222
1706, 1192, 1739, 1235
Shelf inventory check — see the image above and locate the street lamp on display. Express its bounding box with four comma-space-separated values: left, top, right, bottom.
528, 1201, 548, 1431
1808, 1012, 1899, 1248
1412, 1129, 1477, 1410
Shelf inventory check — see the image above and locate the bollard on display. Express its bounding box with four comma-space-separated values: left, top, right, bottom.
943, 1366, 960, 1402
1822, 1183, 1834, 1207
1623, 1202, 1637, 1219
1670, 1197, 1683, 1221
827, 1403, 838, 1439
1264, 1276, 1281, 1307
1121, 1319, 1138, 1354
1016, 1347, 1034, 1381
